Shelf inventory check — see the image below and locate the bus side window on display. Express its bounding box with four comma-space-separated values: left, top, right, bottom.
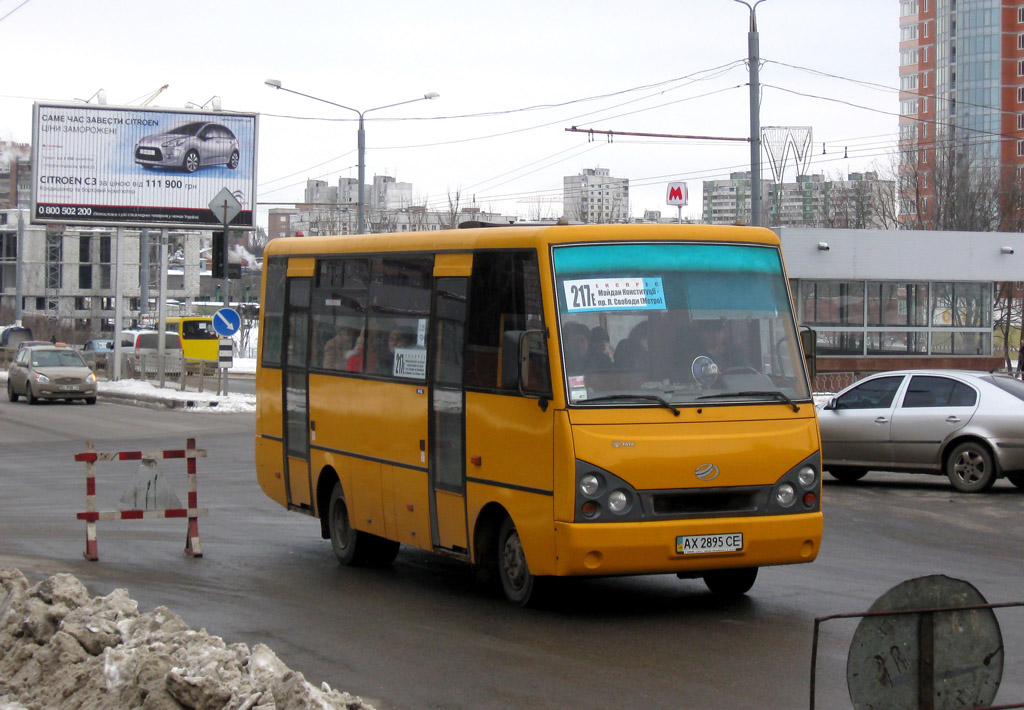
466, 250, 550, 395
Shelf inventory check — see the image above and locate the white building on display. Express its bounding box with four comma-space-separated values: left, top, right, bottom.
0, 208, 203, 336
563, 168, 630, 224
703, 172, 894, 228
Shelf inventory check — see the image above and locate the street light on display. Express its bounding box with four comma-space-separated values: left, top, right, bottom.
734, 0, 766, 227
265, 79, 439, 234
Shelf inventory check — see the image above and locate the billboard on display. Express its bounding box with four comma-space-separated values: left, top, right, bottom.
31, 103, 258, 228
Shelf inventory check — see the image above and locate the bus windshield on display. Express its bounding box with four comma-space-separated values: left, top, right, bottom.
552, 241, 810, 407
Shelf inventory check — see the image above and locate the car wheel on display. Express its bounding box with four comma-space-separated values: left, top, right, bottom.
183, 150, 200, 173
703, 567, 758, 598
84, 396, 97, 405
828, 466, 868, 483
497, 516, 539, 606
25, 385, 37, 405
227, 150, 239, 169
7, 380, 17, 402
1006, 473, 1024, 489
946, 441, 996, 493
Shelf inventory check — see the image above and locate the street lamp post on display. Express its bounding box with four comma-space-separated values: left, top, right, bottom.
734, 0, 766, 227
264, 80, 438, 234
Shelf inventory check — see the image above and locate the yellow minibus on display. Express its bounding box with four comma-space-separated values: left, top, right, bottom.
255, 223, 823, 605
165, 316, 219, 363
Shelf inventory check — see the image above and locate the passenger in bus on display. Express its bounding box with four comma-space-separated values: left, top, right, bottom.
374, 328, 415, 375
345, 331, 369, 372
561, 322, 590, 374
586, 326, 613, 370
613, 321, 649, 370
323, 326, 358, 370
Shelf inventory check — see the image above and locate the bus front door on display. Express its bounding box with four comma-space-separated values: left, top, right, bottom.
283, 277, 313, 511
429, 277, 468, 553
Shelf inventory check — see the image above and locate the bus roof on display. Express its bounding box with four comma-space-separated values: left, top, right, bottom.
263, 223, 781, 259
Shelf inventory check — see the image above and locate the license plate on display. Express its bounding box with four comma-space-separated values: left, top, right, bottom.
59, 385, 78, 391
139, 148, 156, 156
676, 533, 743, 555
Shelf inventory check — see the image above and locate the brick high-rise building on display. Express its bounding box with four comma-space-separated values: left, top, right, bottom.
898, 0, 1024, 227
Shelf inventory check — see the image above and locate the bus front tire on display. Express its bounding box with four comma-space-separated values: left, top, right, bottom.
327, 483, 399, 566
498, 516, 538, 606
702, 567, 758, 598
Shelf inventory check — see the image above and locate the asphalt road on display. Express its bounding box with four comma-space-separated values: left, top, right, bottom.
1, 397, 1022, 709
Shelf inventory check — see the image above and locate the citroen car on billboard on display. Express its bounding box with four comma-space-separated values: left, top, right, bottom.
31, 103, 258, 228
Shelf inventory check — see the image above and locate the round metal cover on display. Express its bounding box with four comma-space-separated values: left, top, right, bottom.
847, 575, 1003, 710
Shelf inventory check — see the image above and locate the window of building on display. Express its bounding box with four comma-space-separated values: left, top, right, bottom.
1018, 140, 1024, 157
1018, 60, 1024, 77
800, 281, 865, 327
1019, 6, 1024, 23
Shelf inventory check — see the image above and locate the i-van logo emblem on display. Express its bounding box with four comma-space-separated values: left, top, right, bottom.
695, 463, 720, 481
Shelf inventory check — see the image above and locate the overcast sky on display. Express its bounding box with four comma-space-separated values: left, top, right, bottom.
0, 0, 898, 228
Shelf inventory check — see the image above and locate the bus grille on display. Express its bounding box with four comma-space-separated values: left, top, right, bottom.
649, 488, 765, 517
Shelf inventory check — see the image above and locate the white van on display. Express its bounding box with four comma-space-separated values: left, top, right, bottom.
119, 330, 184, 377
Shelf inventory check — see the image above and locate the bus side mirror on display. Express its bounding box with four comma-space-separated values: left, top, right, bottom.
800, 326, 817, 381
501, 329, 550, 406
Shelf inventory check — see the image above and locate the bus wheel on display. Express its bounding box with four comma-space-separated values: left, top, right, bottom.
327, 483, 399, 566
328, 483, 360, 565
498, 517, 536, 606
702, 567, 758, 598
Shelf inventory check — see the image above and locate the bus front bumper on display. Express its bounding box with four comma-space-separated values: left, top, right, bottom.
552, 512, 822, 577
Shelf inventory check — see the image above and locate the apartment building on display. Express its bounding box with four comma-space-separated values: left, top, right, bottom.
563, 168, 630, 223
898, 0, 1024, 225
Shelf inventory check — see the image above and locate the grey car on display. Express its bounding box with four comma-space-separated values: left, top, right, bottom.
818, 369, 1024, 493
134, 122, 240, 173
7, 345, 98, 405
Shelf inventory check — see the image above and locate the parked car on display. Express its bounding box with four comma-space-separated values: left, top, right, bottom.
82, 338, 114, 370
7, 345, 97, 405
818, 370, 1024, 493
17, 340, 53, 350
0, 326, 33, 349
133, 121, 240, 173
118, 330, 184, 377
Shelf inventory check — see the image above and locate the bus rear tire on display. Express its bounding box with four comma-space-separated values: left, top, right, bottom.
498, 516, 539, 606
327, 483, 399, 566
702, 567, 758, 598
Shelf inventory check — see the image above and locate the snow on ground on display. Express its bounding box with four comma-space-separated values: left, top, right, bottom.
0, 568, 374, 710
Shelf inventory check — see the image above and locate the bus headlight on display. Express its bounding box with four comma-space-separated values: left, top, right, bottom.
797, 466, 816, 488
775, 483, 796, 507
607, 489, 630, 514
580, 474, 601, 497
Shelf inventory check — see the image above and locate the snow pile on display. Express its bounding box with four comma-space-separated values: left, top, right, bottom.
0, 569, 373, 710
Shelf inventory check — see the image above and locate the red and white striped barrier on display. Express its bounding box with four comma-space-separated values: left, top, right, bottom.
74, 438, 208, 561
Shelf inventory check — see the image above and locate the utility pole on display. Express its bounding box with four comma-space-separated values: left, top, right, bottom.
735, 0, 766, 227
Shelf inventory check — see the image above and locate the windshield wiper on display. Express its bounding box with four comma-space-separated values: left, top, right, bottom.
696, 390, 800, 412
578, 394, 680, 416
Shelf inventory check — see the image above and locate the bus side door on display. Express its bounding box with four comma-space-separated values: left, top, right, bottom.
429, 276, 469, 552
283, 275, 313, 510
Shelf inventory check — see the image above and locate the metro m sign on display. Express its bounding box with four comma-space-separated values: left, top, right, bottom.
666, 182, 688, 206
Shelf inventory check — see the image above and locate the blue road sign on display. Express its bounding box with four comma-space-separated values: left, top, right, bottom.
212, 308, 242, 337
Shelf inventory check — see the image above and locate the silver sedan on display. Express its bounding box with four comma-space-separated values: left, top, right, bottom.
817, 369, 1024, 493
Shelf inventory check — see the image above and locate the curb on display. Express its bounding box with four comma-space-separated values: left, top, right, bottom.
98, 389, 227, 410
